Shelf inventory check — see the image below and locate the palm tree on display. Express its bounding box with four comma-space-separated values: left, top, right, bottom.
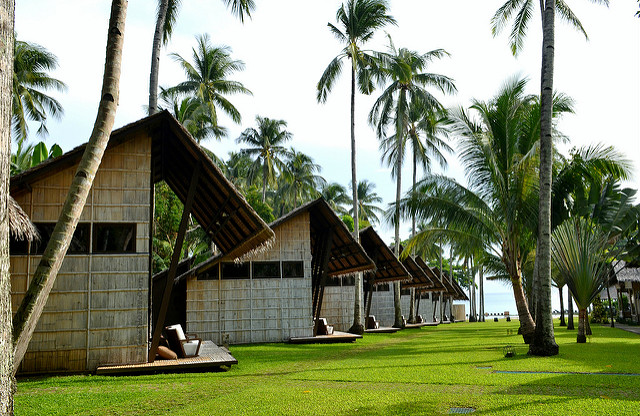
317, 0, 395, 334
399, 77, 574, 344
148, 0, 254, 114
369, 38, 456, 327
492, 0, 609, 357
278, 149, 326, 210
12, 0, 127, 371
160, 88, 221, 142
350, 180, 385, 225
321, 182, 350, 215
12, 40, 66, 143
163, 34, 251, 138
237, 116, 292, 203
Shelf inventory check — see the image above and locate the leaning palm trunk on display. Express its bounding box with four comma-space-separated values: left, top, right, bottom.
148, 0, 168, 114
530, 0, 559, 356
12, 0, 127, 372
349, 65, 364, 335
1, 0, 15, 411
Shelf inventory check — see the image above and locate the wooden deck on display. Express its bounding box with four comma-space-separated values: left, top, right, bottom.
404, 322, 438, 329
289, 331, 362, 344
364, 327, 401, 334
96, 341, 237, 375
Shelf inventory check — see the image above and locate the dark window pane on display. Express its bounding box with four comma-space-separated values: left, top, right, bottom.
253, 261, 280, 279
401, 288, 410, 296
326, 275, 355, 286
221, 262, 249, 279
31, 223, 90, 255
10, 237, 29, 255
93, 223, 135, 253
282, 261, 304, 278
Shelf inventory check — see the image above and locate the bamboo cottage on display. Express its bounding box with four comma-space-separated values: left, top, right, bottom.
9, 111, 273, 374
322, 226, 410, 330
157, 197, 375, 345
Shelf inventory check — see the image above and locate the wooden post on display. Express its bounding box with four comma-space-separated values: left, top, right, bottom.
149, 162, 201, 361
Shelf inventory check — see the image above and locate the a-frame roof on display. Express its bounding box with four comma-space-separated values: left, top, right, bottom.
399, 249, 434, 290
359, 227, 410, 284
180, 197, 375, 280
414, 256, 445, 292
11, 111, 274, 259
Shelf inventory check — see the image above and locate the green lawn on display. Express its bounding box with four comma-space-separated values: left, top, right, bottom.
15, 321, 640, 415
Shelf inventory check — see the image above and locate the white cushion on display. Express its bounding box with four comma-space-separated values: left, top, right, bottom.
167, 324, 186, 341
183, 340, 199, 356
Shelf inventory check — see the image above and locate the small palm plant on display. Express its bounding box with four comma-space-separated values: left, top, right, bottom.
551, 217, 609, 343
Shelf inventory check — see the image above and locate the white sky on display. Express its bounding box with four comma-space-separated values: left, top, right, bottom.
14, 0, 640, 312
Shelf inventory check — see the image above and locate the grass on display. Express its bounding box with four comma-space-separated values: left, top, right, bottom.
15, 320, 640, 415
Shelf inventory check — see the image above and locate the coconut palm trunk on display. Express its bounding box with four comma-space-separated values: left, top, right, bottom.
559, 286, 566, 326
530, 0, 559, 356
1, 0, 15, 411
392, 133, 403, 328
12, 0, 127, 372
567, 291, 575, 330
349, 64, 365, 334
148, 0, 168, 114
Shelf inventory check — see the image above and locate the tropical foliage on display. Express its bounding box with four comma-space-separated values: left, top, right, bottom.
162, 34, 251, 140
12, 40, 66, 143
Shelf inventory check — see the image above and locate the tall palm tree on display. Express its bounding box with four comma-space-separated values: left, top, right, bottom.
492, 0, 609, 356
148, 0, 254, 114
12, 0, 127, 372
12, 40, 66, 143
163, 34, 251, 138
236, 116, 292, 203
399, 77, 574, 344
321, 182, 350, 215
317, 0, 395, 334
350, 179, 385, 225
369, 38, 456, 327
278, 149, 326, 210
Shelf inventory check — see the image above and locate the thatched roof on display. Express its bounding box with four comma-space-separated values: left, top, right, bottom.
172, 197, 375, 282
9, 196, 38, 242
11, 111, 274, 260
615, 261, 640, 283
414, 256, 445, 292
359, 227, 410, 284
398, 247, 434, 290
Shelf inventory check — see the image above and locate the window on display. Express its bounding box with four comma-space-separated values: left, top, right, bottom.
252, 261, 280, 279
93, 223, 135, 253
282, 261, 304, 278
400, 288, 410, 296
374, 283, 390, 292
30, 223, 90, 255
221, 262, 250, 279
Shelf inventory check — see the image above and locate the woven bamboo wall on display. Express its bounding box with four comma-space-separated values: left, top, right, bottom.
186, 212, 313, 344
10, 134, 151, 373
322, 285, 355, 331
368, 287, 395, 327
